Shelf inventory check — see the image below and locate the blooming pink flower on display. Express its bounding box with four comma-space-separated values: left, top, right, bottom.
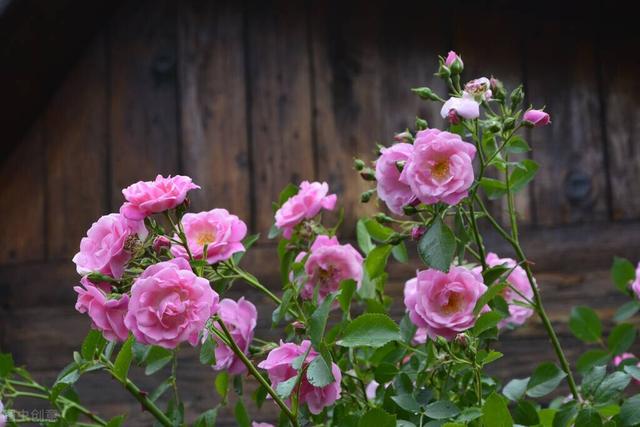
404, 267, 488, 340
403, 278, 428, 344
464, 77, 492, 101
74, 277, 130, 342
0, 400, 7, 427
171, 209, 247, 264
120, 175, 200, 220
631, 262, 640, 299
440, 94, 480, 122
474, 253, 534, 328
445, 51, 462, 68
400, 128, 476, 206
125, 258, 218, 349
297, 235, 363, 302
523, 109, 551, 127
375, 143, 416, 215
258, 340, 342, 415
275, 181, 337, 239
212, 298, 257, 374
73, 213, 147, 279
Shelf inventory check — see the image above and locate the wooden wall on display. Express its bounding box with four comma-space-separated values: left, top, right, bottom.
1, 0, 639, 425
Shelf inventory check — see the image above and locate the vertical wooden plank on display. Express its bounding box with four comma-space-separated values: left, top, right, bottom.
310, 0, 383, 234
44, 34, 108, 258
526, 15, 607, 226
600, 21, 640, 220
109, 0, 180, 207
178, 0, 251, 222
0, 122, 46, 263
246, 0, 315, 233
453, 6, 531, 225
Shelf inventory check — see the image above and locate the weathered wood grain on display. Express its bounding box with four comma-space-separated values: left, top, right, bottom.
245, 0, 315, 234
108, 0, 180, 207
177, 0, 252, 222
0, 122, 45, 264
526, 16, 608, 226
43, 35, 109, 259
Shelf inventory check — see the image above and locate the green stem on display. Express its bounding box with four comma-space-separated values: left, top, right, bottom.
100, 357, 173, 427
214, 319, 299, 427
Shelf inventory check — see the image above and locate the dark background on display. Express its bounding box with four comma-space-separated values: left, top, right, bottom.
1, 0, 639, 425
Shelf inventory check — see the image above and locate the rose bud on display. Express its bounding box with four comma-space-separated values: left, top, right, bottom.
411, 226, 426, 241
445, 51, 463, 71
523, 109, 551, 127
394, 130, 413, 142
152, 235, 171, 253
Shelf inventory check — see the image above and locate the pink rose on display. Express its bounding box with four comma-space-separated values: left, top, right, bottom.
74, 277, 130, 342
404, 267, 488, 340
403, 278, 428, 344
171, 209, 247, 264
212, 298, 257, 374
120, 175, 200, 220
631, 262, 640, 299
0, 400, 7, 427
474, 253, 534, 328
125, 258, 219, 349
73, 213, 147, 279
523, 109, 551, 127
445, 51, 462, 68
400, 128, 476, 206
375, 143, 416, 215
258, 340, 342, 415
440, 94, 480, 123
464, 77, 492, 101
297, 235, 363, 302
274, 181, 337, 239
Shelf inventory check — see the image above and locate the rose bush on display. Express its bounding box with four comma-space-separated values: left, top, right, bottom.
2, 51, 640, 427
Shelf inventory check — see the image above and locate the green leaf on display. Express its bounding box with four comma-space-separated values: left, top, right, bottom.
503, 377, 529, 401
619, 394, 640, 427
200, 336, 217, 366
399, 314, 418, 344
392, 241, 409, 263
233, 234, 260, 263
458, 407, 483, 422
337, 313, 400, 348
268, 223, 281, 239
418, 216, 456, 272
513, 400, 540, 426
608, 323, 637, 355
425, 400, 460, 419
277, 183, 299, 206
480, 177, 507, 200
569, 306, 602, 343
509, 159, 539, 193
306, 355, 334, 387
113, 336, 134, 381
614, 300, 640, 322
474, 283, 508, 316
374, 363, 398, 383
356, 219, 374, 254
581, 365, 607, 396
81, 329, 106, 360
526, 363, 567, 398
105, 415, 126, 427
0, 353, 15, 377
215, 371, 229, 401
553, 404, 578, 427
234, 400, 250, 427
576, 349, 611, 374
575, 408, 602, 427
392, 394, 421, 413
365, 244, 392, 279
272, 288, 294, 326
482, 265, 511, 286
506, 136, 531, 153
594, 372, 631, 403
276, 376, 298, 399
338, 280, 357, 315
612, 257, 636, 293
309, 292, 338, 350
482, 392, 513, 427
358, 408, 396, 427
471, 311, 503, 336
144, 346, 173, 375
624, 365, 640, 381
194, 408, 218, 427
363, 218, 394, 242
149, 378, 172, 402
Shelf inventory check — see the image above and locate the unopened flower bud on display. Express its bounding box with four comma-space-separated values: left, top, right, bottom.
387, 233, 404, 245
411, 226, 426, 241
412, 87, 442, 102
444, 50, 463, 68
510, 85, 524, 110
360, 190, 374, 203
502, 117, 516, 131
436, 63, 451, 79
353, 158, 366, 171
454, 333, 468, 347
403, 204, 418, 215
152, 235, 171, 253
394, 130, 413, 142
488, 121, 501, 133
449, 57, 464, 75
360, 169, 376, 181
523, 109, 551, 128
415, 117, 428, 131
375, 213, 393, 224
